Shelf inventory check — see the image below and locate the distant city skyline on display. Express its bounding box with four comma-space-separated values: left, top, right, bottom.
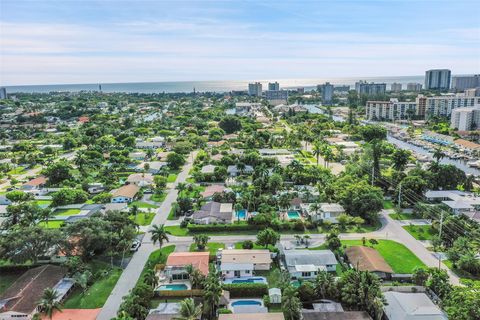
1, 0, 479, 86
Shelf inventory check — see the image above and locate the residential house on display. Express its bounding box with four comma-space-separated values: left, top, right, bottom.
111, 184, 140, 203
157, 151, 171, 161
165, 252, 210, 281
290, 197, 303, 211
135, 161, 167, 174
201, 184, 226, 199
136, 141, 165, 149
191, 202, 233, 224
0, 265, 71, 319
0, 196, 11, 206
219, 314, 284, 320
53, 204, 103, 223
146, 303, 181, 320
425, 190, 480, 222
280, 249, 338, 279
316, 203, 345, 223
127, 173, 154, 187
345, 246, 393, 279
201, 164, 216, 174
102, 202, 128, 213
217, 249, 272, 279
87, 183, 104, 194
21, 176, 47, 191
227, 165, 253, 177
258, 149, 291, 156
383, 292, 448, 320
129, 151, 146, 160
302, 311, 372, 320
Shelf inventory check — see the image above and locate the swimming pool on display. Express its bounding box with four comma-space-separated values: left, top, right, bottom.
287, 211, 301, 219
231, 300, 262, 307
224, 276, 267, 284
235, 209, 247, 219
158, 284, 188, 290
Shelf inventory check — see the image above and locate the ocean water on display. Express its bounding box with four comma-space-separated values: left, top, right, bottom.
4, 75, 424, 94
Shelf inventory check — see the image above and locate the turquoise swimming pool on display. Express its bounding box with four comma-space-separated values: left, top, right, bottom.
158, 284, 188, 290
287, 211, 301, 219
235, 209, 247, 219
232, 300, 262, 306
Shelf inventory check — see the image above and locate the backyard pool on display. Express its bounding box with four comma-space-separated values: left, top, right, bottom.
235, 209, 247, 220
231, 300, 262, 307
158, 284, 188, 291
287, 211, 301, 219
224, 276, 267, 284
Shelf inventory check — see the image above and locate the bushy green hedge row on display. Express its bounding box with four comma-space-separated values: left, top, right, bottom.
222, 283, 268, 298
187, 223, 260, 232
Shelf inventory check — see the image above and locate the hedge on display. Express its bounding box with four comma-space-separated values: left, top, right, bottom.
222, 283, 268, 298
156, 289, 204, 297
187, 223, 261, 233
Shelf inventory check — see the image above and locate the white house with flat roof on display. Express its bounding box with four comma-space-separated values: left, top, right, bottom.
383, 292, 447, 320
425, 190, 480, 222
280, 249, 338, 279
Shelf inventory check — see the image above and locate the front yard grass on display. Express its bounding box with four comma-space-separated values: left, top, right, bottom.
37, 220, 64, 229
443, 260, 480, 281
189, 242, 225, 255
131, 212, 155, 226
151, 192, 167, 202
129, 201, 158, 209
0, 271, 23, 295
341, 240, 425, 274
167, 174, 178, 183
35, 200, 52, 207
234, 242, 276, 252
390, 212, 419, 220
383, 200, 394, 209
138, 245, 176, 286
403, 225, 436, 240
63, 261, 122, 309
54, 208, 81, 216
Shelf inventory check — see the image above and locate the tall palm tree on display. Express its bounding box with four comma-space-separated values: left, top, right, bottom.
312, 141, 322, 166
282, 285, 301, 320
175, 298, 202, 320
149, 224, 169, 250
433, 148, 445, 164
143, 269, 158, 288
38, 288, 62, 320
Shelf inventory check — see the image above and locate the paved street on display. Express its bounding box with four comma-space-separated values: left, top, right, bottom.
98, 161, 459, 319
97, 151, 197, 320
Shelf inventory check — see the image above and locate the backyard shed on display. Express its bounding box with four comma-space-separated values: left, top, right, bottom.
269, 288, 282, 304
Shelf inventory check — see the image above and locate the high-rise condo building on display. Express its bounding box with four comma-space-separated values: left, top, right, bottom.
425, 69, 451, 90
450, 106, 480, 131
451, 75, 480, 91
268, 82, 280, 91
390, 83, 402, 92
0, 87, 6, 100
355, 81, 386, 96
317, 82, 334, 104
248, 82, 263, 96
424, 93, 480, 117
265, 90, 288, 105
407, 83, 422, 91
365, 99, 417, 121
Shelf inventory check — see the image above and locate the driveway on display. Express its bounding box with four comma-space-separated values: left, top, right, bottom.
96, 151, 197, 320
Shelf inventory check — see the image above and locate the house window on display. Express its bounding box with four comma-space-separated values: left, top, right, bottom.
301, 272, 311, 277
246, 270, 250, 274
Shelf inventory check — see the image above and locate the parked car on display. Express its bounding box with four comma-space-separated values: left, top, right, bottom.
130, 240, 141, 252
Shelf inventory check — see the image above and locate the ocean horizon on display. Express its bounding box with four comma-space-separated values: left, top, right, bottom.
3, 75, 426, 94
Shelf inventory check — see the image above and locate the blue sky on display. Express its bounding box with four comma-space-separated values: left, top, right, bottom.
1, 0, 479, 85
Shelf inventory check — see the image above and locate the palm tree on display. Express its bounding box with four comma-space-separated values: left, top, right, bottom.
38, 288, 62, 320
185, 264, 205, 289
282, 285, 301, 320
149, 224, 169, 249
312, 141, 322, 166
314, 271, 334, 299
74, 150, 88, 173
129, 204, 139, 220
143, 269, 158, 288
175, 298, 202, 320
433, 148, 445, 164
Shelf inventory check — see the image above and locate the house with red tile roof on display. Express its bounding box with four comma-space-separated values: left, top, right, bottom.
165, 252, 210, 281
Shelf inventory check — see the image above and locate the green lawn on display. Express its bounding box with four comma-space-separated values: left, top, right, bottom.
129, 201, 158, 209
37, 220, 64, 229
255, 264, 282, 288
403, 225, 437, 240
167, 174, 178, 183
317, 221, 381, 234
383, 200, 394, 209
131, 212, 155, 226
0, 272, 23, 295
138, 245, 176, 285
443, 260, 480, 281
63, 261, 122, 308
390, 213, 418, 220
234, 242, 276, 252
151, 192, 167, 202
167, 207, 177, 220
54, 208, 81, 216
165, 226, 190, 236
340, 240, 425, 274
7, 166, 25, 175
35, 200, 52, 207
189, 242, 225, 255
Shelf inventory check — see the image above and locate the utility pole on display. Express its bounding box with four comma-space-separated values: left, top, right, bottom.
371, 166, 375, 186
438, 210, 444, 270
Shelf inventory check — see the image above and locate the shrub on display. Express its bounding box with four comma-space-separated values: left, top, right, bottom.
222, 283, 268, 298
187, 223, 260, 233
242, 240, 254, 249
218, 308, 232, 314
